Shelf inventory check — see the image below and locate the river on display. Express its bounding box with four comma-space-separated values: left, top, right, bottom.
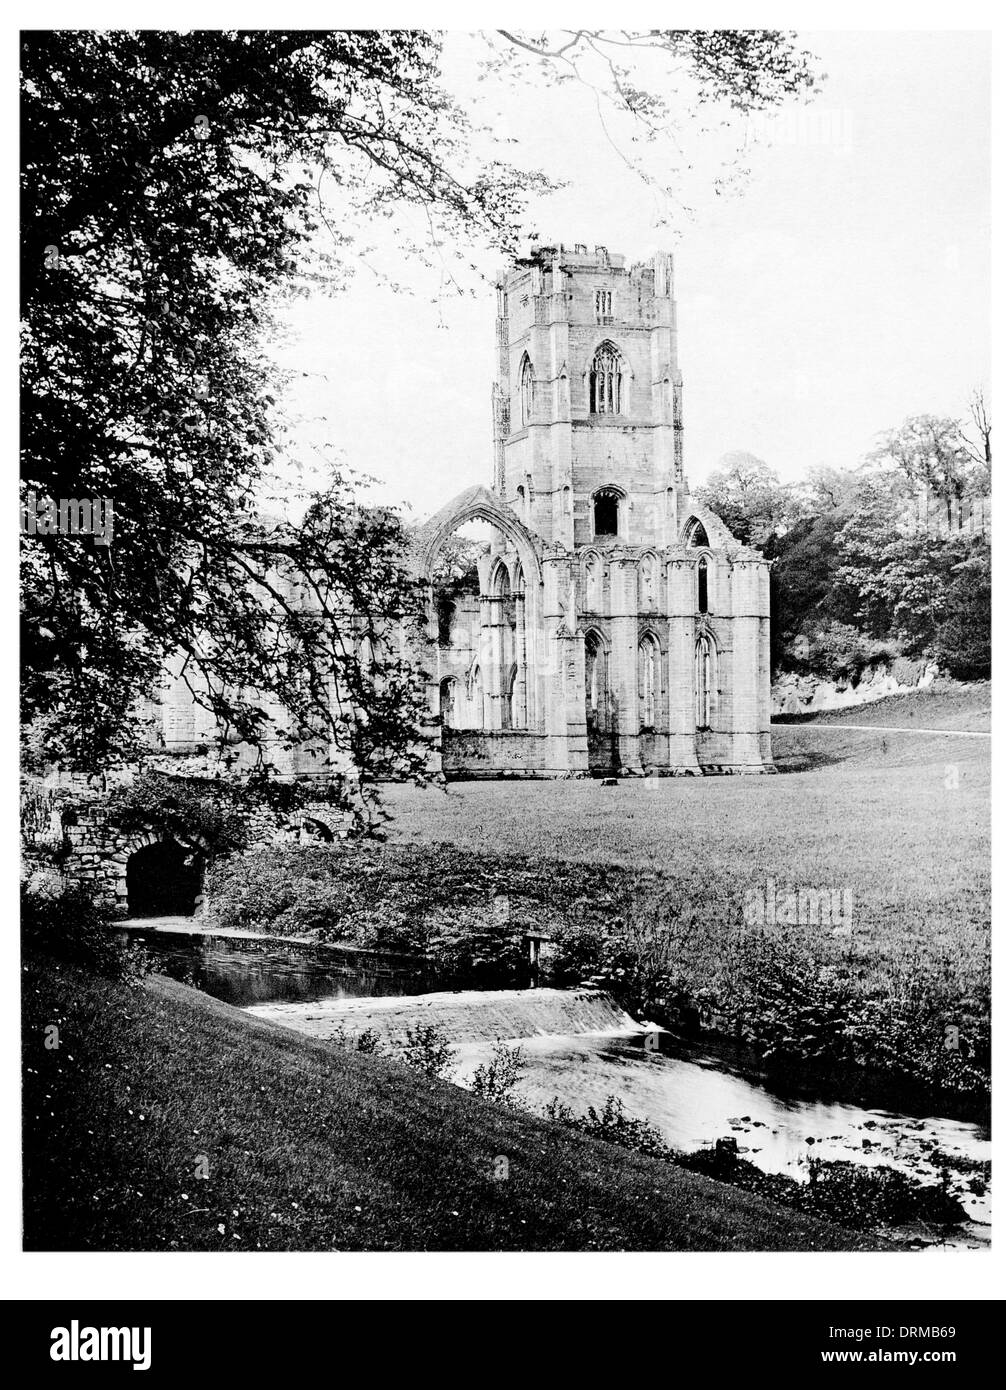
120, 923, 991, 1249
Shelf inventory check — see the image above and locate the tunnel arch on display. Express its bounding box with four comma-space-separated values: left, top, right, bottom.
125, 835, 204, 918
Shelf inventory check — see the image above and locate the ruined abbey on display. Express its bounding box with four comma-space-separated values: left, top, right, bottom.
417, 242, 774, 778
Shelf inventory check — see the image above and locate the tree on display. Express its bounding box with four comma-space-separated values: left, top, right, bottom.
21, 30, 545, 786
869, 414, 979, 509
491, 30, 819, 211
834, 489, 988, 665
934, 546, 991, 679
960, 387, 992, 485
695, 452, 807, 551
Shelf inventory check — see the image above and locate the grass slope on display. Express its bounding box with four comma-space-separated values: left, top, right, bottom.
776, 681, 991, 732
23, 958, 877, 1252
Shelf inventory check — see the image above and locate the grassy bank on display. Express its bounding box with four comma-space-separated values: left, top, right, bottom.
22, 955, 876, 1252
199, 688, 989, 1107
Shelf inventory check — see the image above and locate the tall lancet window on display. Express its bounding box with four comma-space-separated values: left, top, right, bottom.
695, 635, 715, 730
519, 355, 534, 428
589, 343, 622, 414
639, 635, 658, 729
698, 556, 709, 613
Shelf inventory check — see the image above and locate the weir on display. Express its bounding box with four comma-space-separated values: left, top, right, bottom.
245, 986, 640, 1047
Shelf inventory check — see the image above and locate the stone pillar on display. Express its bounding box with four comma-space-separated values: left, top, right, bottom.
480, 593, 504, 730
727, 558, 774, 771
609, 550, 642, 774
665, 556, 702, 772
541, 548, 588, 774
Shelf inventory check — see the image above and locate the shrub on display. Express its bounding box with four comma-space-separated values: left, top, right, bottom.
107, 774, 252, 856
543, 1095, 671, 1161
469, 1042, 526, 1107
328, 1024, 384, 1054
21, 884, 150, 984
396, 1023, 456, 1080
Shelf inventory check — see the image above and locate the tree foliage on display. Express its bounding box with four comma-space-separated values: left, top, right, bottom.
20, 30, 545, 789
868, 414, 983, 504
696, 451, 808, 551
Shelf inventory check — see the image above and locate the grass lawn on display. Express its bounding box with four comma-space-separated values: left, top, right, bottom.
375, 686, 989, 997
22, 957, 876, 1252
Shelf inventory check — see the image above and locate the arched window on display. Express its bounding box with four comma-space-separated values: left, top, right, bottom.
686, 519, 710, 548
467, 662, 484, 728
593, 488, 620, 537
585, 552, 604, 610
502, 664, 518, 731
695, 635, 715, 730
589, 343, 622, 414
639, 634, 659, 729
584, 631, 608, 731
639, 554, 657, 608
698, 556, 709, 614
439, 676, 457, 728
519, 355, 534, 428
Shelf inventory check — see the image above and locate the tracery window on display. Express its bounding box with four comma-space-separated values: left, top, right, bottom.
589, 343, 622, 414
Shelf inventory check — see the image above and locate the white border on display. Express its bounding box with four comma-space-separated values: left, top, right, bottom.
3, 3, 999, 1303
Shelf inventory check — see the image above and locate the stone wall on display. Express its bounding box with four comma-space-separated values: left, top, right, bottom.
21, 772, 352, 914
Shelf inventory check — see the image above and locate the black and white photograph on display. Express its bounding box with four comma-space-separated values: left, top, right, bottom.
11, 5, 997, 1330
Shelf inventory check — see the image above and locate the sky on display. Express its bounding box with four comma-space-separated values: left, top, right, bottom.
270, 29, 990, 522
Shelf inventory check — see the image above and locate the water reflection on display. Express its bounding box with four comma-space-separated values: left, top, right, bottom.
115, 927, 434, 1007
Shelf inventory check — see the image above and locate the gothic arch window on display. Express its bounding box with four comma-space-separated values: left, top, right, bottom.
502, 663, 518, 731
685, 518, 710, 548
639, 633, 660, 730
593, 488, 621, 537
490, 558, 511, 599
439, 676, 457, 728
519, 354, 534, 428
467, 662, 485, 729
639, 553, 658, 609
584, 551, 604, 610
698, 555, 710, 614
695, 633, 716, 731
584, 630, 609, 732
589, 342, 623, 414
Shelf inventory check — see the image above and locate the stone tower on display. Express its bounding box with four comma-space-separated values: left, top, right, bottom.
492, 242, 684, 549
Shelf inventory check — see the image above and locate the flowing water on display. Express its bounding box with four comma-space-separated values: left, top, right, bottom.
122, 923, 990, 1248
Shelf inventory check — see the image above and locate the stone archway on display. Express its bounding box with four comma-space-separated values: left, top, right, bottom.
125, 836, 203, 917
413, 485, 544, 741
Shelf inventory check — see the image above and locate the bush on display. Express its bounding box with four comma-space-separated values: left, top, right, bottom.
469, 1042, 526, 1106
543, 1095, 672, 1161
107, 774, 253, 856
328, 1024, 384, 1055
806, 622, 898, 682
396, 1023, 457, 1080
21, 884, 150, 983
